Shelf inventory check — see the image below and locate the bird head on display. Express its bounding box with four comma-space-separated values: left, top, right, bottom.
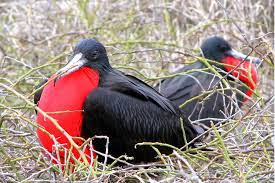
200, 36, 260, 94
55, 39, 110, 82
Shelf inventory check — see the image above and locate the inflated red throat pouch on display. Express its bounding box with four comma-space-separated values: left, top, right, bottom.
36, 67, 99, 164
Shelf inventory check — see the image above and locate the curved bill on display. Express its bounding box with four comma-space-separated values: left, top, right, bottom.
54, 53, 87, 83
225, 49, 261, 66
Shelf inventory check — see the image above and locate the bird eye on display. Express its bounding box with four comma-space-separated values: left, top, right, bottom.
89, 50, 99, 60
219, 45, 229, 52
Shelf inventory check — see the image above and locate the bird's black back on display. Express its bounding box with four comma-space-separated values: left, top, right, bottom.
155, 62, 246, 127
99, 69, 177, 114
33, 38, 203, 164
82, 87, 198, 163
81, 68, 200, 163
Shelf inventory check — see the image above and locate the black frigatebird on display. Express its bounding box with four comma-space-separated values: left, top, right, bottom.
155, 36, 259, 128
34, 39, 201, 164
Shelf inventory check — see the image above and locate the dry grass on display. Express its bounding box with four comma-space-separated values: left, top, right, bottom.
0, 0, 274, 182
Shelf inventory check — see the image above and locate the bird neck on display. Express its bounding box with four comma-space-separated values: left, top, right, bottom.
98, 61, 113, 76
87, 56, 113, 76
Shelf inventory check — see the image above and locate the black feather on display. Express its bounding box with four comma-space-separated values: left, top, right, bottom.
100, 69, 177, 114
82, 87, 198, 163
34, 79, 48, 107
155, 36, 248, 127
74, 39, 200, 163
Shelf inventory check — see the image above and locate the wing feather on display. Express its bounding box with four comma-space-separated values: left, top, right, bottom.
100, 69, 178, 114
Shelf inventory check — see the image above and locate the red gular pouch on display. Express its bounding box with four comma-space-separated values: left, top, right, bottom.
36, 67, 99, 166
222, 56, 258, 101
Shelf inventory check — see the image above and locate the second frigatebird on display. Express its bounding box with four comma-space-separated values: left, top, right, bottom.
34, 39, 201, 164
155, 36, 260, 128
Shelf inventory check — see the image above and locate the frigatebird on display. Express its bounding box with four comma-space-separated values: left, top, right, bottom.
34, 39, 201, 164
155, 36, 259, 128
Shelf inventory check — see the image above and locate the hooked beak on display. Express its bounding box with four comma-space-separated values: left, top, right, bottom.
225, 49, 261, 66
54, 53, 87, 84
